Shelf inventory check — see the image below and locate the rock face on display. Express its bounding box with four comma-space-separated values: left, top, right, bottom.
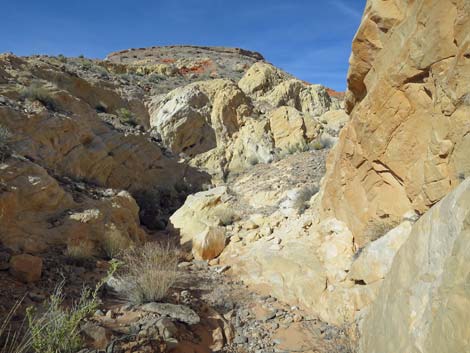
321, 0, 470, 245
359, 178, 470, 353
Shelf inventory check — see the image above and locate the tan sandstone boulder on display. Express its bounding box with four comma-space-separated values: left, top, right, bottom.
192, 226, 226, 260
238, 62, 291, 98
169, 186, 235, 248
359, 178, 470, 353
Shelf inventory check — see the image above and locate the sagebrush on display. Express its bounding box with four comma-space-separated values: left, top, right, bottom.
21, 81, 55, 109
116, 108, 136, 126
26, 262, 118, 353
0, 126, 12, 162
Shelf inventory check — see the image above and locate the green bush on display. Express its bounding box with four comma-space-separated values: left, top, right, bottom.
21, 81, 55, 109
80, 61, 92, 70
57, 54, 66, 63
311, 140, 325, 150
26, 262, 118, 353
116, 108, 136, 126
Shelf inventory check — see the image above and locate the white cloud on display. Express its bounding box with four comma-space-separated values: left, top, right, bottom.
330, 0, 362, 20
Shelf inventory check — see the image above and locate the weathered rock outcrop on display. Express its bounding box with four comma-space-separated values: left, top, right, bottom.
0, 158, 146, 254
321, 0, 470, 245
148, 62, 345, 178
359, 178, 470, 353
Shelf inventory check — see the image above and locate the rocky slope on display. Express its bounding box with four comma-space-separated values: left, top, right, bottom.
0, 45, 348, 352
2, 1, 468, 352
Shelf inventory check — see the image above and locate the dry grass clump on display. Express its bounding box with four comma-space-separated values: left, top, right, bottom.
101, 227, 131, 259
66, 240, 96, 260
115, 242, 179, 304
0, 300, 31, 353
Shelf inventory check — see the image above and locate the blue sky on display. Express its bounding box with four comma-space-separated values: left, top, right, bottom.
1, 1, 365, 90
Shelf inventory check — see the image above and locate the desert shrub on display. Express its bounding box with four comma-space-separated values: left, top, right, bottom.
147, 73, 165, 83
310, 140, 325, 150
0, 299, 31, 353
291, 185, 319, 213
26, 262, 118, 353
21, 81, 55, 109
78, 54, 84, 59
0, 126, 12, 162
116, 108, 136, 126
114, 242, 178, 304
247, 155, 259, 166
320, 134, 336, 149
101, 226, 131, 259
363, 219, 400, 242
80, 61, 92, 70
57, 54, 66, 63
213, 208, 238, 226
285, 141, 310, 155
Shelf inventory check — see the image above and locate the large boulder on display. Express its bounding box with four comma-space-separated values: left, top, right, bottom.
192, 226, 226, 260
238, 62, 291, 98
148, 79, 252, 158
359, 178, 470, 353
169, 186, 235, 247
320, 0, 470, 245
9, 254, 43, 283
149, 85, 215, 156
269, 106, 320, 154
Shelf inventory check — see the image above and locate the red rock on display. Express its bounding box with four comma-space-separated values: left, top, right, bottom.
9, 254, 43, 283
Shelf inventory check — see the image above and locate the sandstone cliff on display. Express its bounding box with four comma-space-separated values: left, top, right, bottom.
321, 0, 470, 245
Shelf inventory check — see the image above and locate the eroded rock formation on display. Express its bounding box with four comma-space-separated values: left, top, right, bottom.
321, 0, 470, 245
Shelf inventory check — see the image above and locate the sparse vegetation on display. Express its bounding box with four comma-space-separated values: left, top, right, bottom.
66, 240, 96, 260
247, 155, 259, 166
0, 299, 31, 353
282, 141, 310, 156
147, 73, 165, 83
363, 219, 400, 242
101, 226, 131, 259
80, 61, 92, 70
0, 126, 12, 162
57, 54, 66, 63
292, 185, 319, 213
311, 140, 325, 150
116, 107, 137, 126
26, 262, 118, 353
114, 242, 179, 304
20, 81, 55, 109
213, 208, 238, 226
